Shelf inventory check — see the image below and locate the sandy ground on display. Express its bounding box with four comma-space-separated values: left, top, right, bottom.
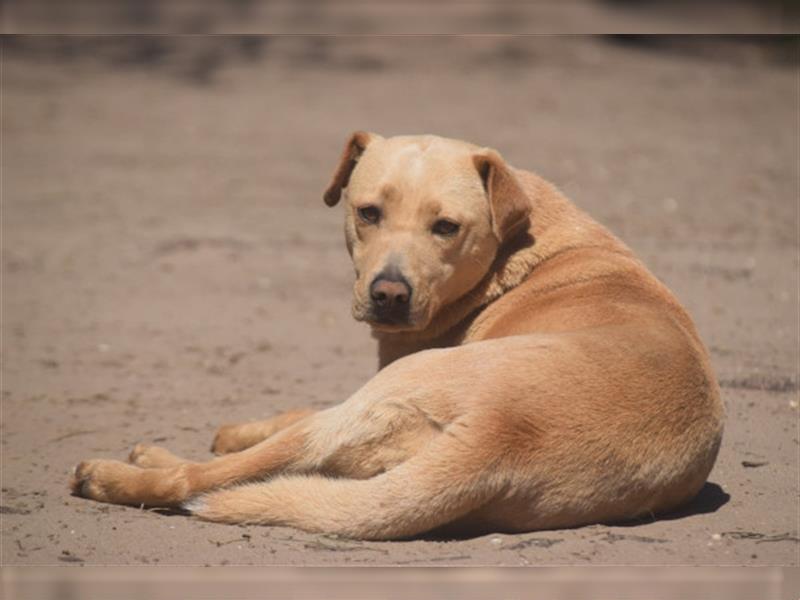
1, 36, 798, 569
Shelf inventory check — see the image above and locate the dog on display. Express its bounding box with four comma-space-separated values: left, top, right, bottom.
70, 132, 724, 540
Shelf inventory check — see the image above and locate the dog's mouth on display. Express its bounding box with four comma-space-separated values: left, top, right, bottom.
367, 297, 411, 327
367, 315, 418, 332
353, 296, 433, 333
360, 308, 421, 332
368, 313, 409, 328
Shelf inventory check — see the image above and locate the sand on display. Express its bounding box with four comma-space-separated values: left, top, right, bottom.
2, 36, 798, 568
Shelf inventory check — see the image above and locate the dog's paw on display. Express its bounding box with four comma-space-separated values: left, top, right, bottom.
128, 444, 186, 469
211, 424, 250, 455
69, 459, 140, 504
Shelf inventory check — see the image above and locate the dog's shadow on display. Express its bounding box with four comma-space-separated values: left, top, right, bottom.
630, 481, 730, 524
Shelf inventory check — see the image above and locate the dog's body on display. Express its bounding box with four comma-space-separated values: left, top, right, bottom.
71, 133, 723, 539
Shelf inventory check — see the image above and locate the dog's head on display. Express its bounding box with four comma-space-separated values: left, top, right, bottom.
324, 132, 531, 334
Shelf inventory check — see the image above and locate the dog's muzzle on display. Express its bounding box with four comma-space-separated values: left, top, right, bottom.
369, 268, 412, 325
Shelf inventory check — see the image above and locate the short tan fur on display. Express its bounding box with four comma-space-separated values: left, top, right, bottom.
71, 133, 723, 540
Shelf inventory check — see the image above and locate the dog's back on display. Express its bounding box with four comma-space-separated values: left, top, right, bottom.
370, 163, 723, 533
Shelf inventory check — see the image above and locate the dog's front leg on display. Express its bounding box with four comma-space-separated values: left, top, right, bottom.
124, 409, 319, 470
211, 408, 316, 455
71, 419, 312, 507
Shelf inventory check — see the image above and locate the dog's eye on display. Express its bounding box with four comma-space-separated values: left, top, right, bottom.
357, 205, 381, 225
432, 219, 460, 237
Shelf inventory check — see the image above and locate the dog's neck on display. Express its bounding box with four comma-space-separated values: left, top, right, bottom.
374, 170, 614, 368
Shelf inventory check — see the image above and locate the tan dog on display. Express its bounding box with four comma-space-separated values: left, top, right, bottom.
70, 132, 724, 540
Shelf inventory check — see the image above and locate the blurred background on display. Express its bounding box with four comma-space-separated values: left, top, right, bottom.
1, 0, 798, 33
1, 6, 799, 599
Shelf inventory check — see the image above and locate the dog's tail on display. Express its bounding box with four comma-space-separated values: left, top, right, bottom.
182, 438, 501, 540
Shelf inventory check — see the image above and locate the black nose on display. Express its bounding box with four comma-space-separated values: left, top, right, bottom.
371, 279, 410, 307
370, 269, 412, 323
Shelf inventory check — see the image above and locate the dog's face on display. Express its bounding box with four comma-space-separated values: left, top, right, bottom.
324, 133, 531, 333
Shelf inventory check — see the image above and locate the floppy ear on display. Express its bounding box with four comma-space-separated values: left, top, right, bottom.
323, 131, 378, 207
472, 149, 532, 242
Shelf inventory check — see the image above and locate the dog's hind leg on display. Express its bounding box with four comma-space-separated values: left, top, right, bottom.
211, 409, 316, 455
185, 431, 501, 540
70, 371, 448, 507
71, 347, 469, 509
